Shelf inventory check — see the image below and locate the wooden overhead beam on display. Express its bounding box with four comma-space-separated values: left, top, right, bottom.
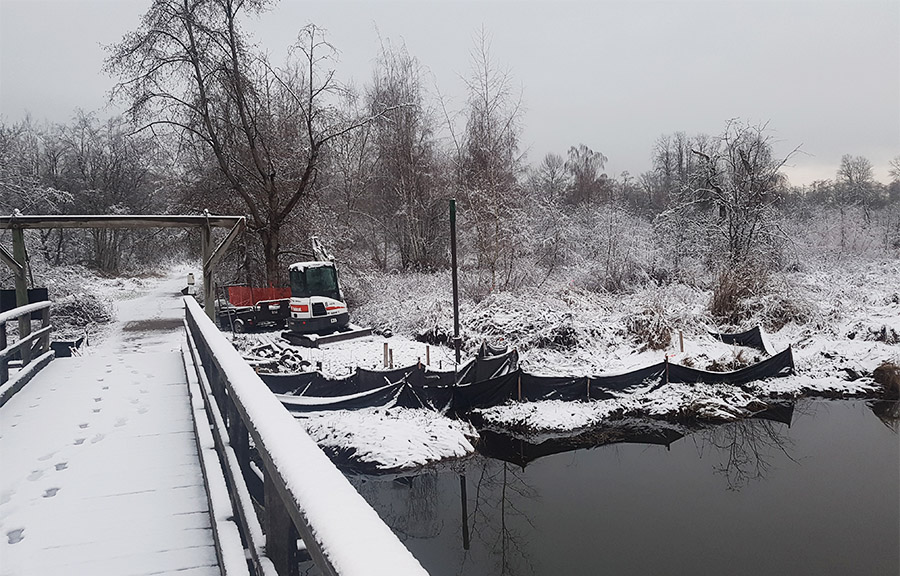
0, 214, 244, 230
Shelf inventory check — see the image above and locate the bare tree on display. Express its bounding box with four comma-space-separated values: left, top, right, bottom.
689, 120, 793, 267
564, 143, 608, 204
367, 39, 447, 269
107, 1, 374, 283
456, 28, 524, 292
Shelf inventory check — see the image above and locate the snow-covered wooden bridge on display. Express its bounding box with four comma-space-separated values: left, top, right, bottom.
0, 274, 427, 576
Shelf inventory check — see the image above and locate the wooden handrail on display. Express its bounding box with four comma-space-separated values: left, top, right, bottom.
0, 301, 50, 325
0, 301, 52, 386
182, 296, 429, 576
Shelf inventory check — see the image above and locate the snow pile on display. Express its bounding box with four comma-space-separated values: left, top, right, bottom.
294, 407, 478, 472
474, 399, 629, 433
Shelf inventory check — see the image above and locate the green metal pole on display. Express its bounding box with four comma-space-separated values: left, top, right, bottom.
450, 199, 460, 365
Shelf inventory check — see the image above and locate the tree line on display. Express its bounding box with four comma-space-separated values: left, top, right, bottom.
2, 0, 898, 320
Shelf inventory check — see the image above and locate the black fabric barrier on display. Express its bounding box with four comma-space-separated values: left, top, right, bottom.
279, 381, 409, 413
456, 350, 518, 385
262, 345, 795, 414
520, 374, 589, 402
450, 371, 521, 412
589, 362, 668, 398
708, 325, 768, 353
665, 346, 794, 386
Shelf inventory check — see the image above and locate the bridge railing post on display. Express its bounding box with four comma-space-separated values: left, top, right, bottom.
265, 472, 300, 576
39, 305, 50, 355
0, 322, 7, 384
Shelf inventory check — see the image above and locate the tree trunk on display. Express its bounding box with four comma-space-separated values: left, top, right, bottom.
260, 226, 281, 286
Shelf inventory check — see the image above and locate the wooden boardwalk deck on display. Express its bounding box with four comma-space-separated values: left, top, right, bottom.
0, 275, 220, 576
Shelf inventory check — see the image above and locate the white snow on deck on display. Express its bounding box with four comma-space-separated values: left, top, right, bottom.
0, 272, 219, 576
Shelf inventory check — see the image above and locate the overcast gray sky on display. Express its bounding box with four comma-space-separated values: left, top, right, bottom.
1, 0, 898, 184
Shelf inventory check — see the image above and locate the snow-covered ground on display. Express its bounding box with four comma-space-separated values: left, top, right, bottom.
21, 258, 897, 473
229, 258, 898, 458
295, 407, 478, 473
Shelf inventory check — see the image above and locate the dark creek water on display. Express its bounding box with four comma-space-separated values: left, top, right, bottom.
347, 400, 899, 576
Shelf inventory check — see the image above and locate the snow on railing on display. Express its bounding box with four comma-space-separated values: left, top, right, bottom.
183, 296, 429, 576
0, 301, 53, 407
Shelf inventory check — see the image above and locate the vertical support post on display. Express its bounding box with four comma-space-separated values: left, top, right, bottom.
12, 227, 30, 364
265, 473, 299, 576
426, 345, 430, 366
389, 349, 394, 369
450, 199, 461, 366
0, 324, 8, 384
201, 219, 215, 321
679, 330, 684, 353
40, 305, 51, 355
383, 342, 389, 368
229, 402, 249, 476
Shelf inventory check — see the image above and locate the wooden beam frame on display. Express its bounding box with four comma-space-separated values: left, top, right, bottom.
1, 213, 246, 320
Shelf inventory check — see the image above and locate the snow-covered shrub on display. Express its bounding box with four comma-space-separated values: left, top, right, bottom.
51, 293, 114, 336
347, 270, 454, 337
624, 301, 673, 350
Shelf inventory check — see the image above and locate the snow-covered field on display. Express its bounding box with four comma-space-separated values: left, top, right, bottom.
28, 258, 899, 473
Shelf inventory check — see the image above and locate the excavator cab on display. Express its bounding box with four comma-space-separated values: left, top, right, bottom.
287, 261, 349, 334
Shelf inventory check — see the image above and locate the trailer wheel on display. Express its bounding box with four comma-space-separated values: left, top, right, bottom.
233, 318, 246, 333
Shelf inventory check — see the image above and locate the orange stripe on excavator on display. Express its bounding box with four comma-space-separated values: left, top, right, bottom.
291, 304, 309, 312
326, 305, 345, 311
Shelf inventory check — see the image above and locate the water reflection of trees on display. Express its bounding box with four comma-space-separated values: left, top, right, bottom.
698, 417, 796, 491
461, 458, 537, 576
354, 472, 443, 540
868, 400, 900, 433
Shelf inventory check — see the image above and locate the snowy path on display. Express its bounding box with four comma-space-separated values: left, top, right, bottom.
0, 272, 220, 575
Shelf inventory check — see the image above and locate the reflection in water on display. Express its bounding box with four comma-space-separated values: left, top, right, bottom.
868, 400, 900, 432
696, 417, 796, 491
338, 401, 898, 576
465, 460, 537, 576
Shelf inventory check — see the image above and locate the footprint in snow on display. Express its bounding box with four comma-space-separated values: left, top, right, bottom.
90, 433, 105, 444
102, 386, 109, 390
115, 418, 127, 428
93, 397, 102, 403
27, 470, 43, 482
78, 423, 89, 429
92, 408, 101, 413
6, 528, 24, 544
42, 488, 59, 498
55, 462, 68, 471
74, 438, 85, 446
137, 406, 149, 414
1, 490, 13, 505
38, 452, 55, 462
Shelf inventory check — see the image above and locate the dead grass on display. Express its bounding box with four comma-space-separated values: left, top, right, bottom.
873, 361, 900, 398
710, 263, 770, 323
625, 303, 672, 351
